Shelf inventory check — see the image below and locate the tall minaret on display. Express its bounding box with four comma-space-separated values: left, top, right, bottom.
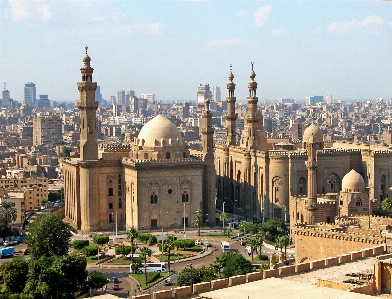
77, 46, 98, 161
225, 65, 237, 146
240, 63, 267, 151
305, 133, 318, 222
201, 97, 214, 163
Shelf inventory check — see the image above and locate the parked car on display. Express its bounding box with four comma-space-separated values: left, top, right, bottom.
112, 283, 120, 290
3, 241, 9, 246
195, 240, 202, 246
112, 277, 119, 283
164, 278, 172, 286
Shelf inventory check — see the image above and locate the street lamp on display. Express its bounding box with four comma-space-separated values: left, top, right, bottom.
183, 203, 186, 236
204, 214, 209, 237
222, 202, 226, 230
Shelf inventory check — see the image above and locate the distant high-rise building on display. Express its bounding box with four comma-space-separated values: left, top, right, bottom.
109, 96, 116, 105
33, 113, 63, 146
142, 94, 155, 106
212, 86, 221, 102
326, 94, 333, 105
117, 90, 126, 106
37, 95, 50, 108
24, 82, 36, 106
126, 90, 135, 106
95, 85, 103, 104
306, 95, 324, 105
197, 84, 212, 111
2, 85, 10, 108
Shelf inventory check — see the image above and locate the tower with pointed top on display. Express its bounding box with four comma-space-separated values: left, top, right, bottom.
305, 133, 318, 222
77, 47, 98, 161
239, 63, 267, 151
225, 66, 238, 146
201, 98, 214, 161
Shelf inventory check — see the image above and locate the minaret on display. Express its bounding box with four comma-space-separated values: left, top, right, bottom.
201, 97, 214, 163
305, 133, 318, 222
240, 63, 267, 151
77, 46, 98, 161
225, 65, 237, 146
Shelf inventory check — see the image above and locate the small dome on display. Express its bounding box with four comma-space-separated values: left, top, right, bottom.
83, 54, 91, 63
138, 115, 183, 147
303, 123, 323, 143
342, 169, 365, 191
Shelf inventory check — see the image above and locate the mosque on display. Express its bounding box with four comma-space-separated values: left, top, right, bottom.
63, 50, 392, 233
63, 50, 215, 232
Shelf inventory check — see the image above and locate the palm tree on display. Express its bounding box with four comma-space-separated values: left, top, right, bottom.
276, 235, 290, 260
220, 212, 228, 230
162, 234, 176, 272
127, 227, 139, 261
255, 230, 265, 257
239, 221, 248, 236
139, 246, 152, 284
247, 238, 258, 261
382, 198, 392, 216
194, 209, 202, 237
0, 201, 17, 237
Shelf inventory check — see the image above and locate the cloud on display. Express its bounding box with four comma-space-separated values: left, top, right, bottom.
254, 6, 271, 27
9, 0, 52, 22
327, 15, 384, 34
206, 38, 241, 49
272, 28, 286, 36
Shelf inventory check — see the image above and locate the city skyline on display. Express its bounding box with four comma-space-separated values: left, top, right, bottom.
1, 0, 392, 103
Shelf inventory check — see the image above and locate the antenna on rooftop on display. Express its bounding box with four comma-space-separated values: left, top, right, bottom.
3, 82, 5, 91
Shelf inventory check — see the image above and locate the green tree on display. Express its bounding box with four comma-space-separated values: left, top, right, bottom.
255, 230, 265, 256
127, 226, 139, 245
261, 218, 287, 242
0, 257, 29, 294
92, 235, 109, 246
381, 198, 392, 215
25, 214, 73, 259
247, 238, 258, 260
239, 221, 248, 235
47, 192, 58, 202
24, 255, 87, 299
115, 245, 132, 257
88, 270, 108, 290
162, 234, 176, 272
177, 268, 201, 286
275, 235, 290, 259
194, 209, 202, 237
0, 201, 17, 237
139, 246, 152, 283
198, 265, 217, 282
224, 226, 232, 237
220, 212, 228, 229
130, 258, 142, 274
221, 254, 252, 278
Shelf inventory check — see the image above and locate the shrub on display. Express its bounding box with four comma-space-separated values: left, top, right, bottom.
92, 235, 109, 245
72, 240, 89, 250
136, 233, 157, 244
81, 245, 99, 257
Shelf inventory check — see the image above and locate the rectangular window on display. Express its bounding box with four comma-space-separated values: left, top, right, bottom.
109, 214, 113, 223
118, 202, 122, 209
118, 191, 122, 196
108, 188, 114, 196
151, 219, 157, 228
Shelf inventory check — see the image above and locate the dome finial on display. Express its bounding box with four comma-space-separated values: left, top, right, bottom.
251, 61, 254, 71
85, 45, 88, 55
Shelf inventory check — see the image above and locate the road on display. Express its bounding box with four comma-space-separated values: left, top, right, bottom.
86, 235, 285, 297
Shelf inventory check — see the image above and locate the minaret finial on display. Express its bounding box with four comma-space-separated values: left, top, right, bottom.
251, 61, 254, 71
230, 64, 232, 72
85, 46, 88, 54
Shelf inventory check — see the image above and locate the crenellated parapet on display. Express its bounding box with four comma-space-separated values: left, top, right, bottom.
122, 157, 203, 167
318, 148, 361, 157
99, 143, 132, 152
293, 224, 385, 244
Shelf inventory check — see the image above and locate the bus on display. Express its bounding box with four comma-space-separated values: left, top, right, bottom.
221, 241, 230, 252
130, 262, 166, 273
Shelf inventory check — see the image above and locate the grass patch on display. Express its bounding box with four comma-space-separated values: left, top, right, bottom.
155, 253, 192, 262
251, 255, 269, 262
107, 257, 133, 264
130, 272, 170, 289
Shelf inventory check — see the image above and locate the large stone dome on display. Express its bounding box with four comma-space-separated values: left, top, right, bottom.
303, 123, 323, 143
342, 169, 365, 192
137, 114, 183, 147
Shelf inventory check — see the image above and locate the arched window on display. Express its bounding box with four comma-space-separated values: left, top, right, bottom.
108, 203, 113, 209
356, 198, 362, 207
182, 191, 189, 202
151, 193, 158, 204
166, 152, 170, 159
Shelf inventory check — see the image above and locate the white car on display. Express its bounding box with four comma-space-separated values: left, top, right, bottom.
195, 240, 202, 246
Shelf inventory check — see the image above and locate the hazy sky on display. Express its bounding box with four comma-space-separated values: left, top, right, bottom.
1, 0, 392, 104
